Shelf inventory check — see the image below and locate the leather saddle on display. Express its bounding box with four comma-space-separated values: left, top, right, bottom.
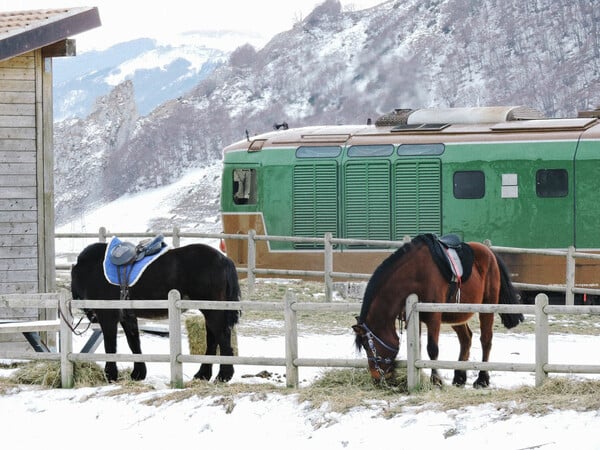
416, 233, 474, 302
108, 234, 165, 299
110, 234, 165, 266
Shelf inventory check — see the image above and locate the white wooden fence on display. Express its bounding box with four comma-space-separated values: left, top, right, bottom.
55, 228, 600, 304
404, 293, 600, 392
2, 290, 600, 391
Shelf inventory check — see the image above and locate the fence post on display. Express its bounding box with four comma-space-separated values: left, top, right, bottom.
324, 232, 333, 302
405, 293, 420, 392
284, 289, 299, 388
98, 226, 107, 243
535, 293, 549, 387
168, 289, 184, 388
172, 225, 180, 248
565, 246, 575, 306
247, 229, 256, 299
59, 292, 74, 388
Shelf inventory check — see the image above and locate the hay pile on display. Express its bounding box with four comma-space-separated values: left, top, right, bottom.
185, 314, 238, 355
3, 316, 239, 389
9, 361, 107, 388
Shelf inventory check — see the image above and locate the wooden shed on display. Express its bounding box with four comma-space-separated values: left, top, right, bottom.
0, 8, 101, 345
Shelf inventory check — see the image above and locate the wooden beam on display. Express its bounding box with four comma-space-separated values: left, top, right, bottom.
42, 39, 76, 58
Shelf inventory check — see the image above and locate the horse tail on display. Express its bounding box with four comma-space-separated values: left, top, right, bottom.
493, 250, 524, 329
224, 256, 241, 327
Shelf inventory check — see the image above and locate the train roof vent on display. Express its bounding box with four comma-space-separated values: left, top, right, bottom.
391, 123, 450, 132
491, 117, 597, 132
406, 106, 545, 125
299, 133, 351, 143
505, 106, 546, 120
375, 108, 414, 127
375, 106, 545, 128
578, 107, 600, 119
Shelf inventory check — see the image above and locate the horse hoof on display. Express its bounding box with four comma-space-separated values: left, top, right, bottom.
194, 367, 212, 381
131, 364, 146, 381
452, 371, 467, 387
473, 379, 490, 389
216, 372, 234, 383
104, 364, 118, 383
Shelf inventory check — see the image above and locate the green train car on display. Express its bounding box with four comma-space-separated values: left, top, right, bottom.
220, 106, 600, 303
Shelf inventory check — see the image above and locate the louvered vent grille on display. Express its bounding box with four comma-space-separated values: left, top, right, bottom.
344, 161, 391, 246
395, 160, 441, 237
292, 163, 338, 248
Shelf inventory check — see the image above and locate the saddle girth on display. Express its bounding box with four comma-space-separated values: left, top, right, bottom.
116, 264, 133, 300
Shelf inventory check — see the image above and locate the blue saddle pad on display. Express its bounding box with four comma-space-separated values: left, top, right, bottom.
103, 236, 169, 287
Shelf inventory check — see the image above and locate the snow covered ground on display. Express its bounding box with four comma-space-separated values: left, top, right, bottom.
2, 325, 600, 449
10, 163, 598, 449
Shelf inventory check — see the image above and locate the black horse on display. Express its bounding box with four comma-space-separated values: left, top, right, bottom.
71, 241, 241, 383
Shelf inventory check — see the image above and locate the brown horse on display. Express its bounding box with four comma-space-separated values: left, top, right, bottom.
353, 234, 523, 388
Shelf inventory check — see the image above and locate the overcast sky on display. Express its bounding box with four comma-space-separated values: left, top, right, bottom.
0, 0, 383, 52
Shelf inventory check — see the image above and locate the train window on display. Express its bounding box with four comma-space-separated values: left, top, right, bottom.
398, 143, 445, 156
453, 171, 485, 199
296, 146, 342, 158
233, 168, 257, 205
347, 144, 394, 157
536, 169, 568, 197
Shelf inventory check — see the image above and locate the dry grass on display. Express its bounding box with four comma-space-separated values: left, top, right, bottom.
85, 368, 600, 418
387, 375, 600, 417
6, 361, 107, 388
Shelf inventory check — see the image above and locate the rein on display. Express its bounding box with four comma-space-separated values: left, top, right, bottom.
358, 322, 399, 378
58, 299, 92, 336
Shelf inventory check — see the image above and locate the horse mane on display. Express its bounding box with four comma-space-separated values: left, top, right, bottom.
358, 238, 419, 322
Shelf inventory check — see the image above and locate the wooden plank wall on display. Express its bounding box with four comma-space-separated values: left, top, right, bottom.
0, 52, 39, 319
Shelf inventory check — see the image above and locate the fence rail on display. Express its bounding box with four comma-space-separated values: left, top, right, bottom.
55, 228, 600, 304
66, 290, 367, 389
2, 291, 600, 391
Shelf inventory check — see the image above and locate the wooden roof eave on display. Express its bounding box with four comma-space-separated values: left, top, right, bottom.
0, 7, 101, 61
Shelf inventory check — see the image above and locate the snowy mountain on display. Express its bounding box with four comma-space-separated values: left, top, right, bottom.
53, 35, 229, 121
54, 0, 600, 231
55, 163, 223, 262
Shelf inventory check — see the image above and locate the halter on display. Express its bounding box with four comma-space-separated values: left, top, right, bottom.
357, 322, 399, 378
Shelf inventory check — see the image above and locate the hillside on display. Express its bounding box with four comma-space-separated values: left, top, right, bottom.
54, 0, 600, 229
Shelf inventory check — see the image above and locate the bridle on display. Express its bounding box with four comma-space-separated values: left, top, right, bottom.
357, 322, 399, 379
